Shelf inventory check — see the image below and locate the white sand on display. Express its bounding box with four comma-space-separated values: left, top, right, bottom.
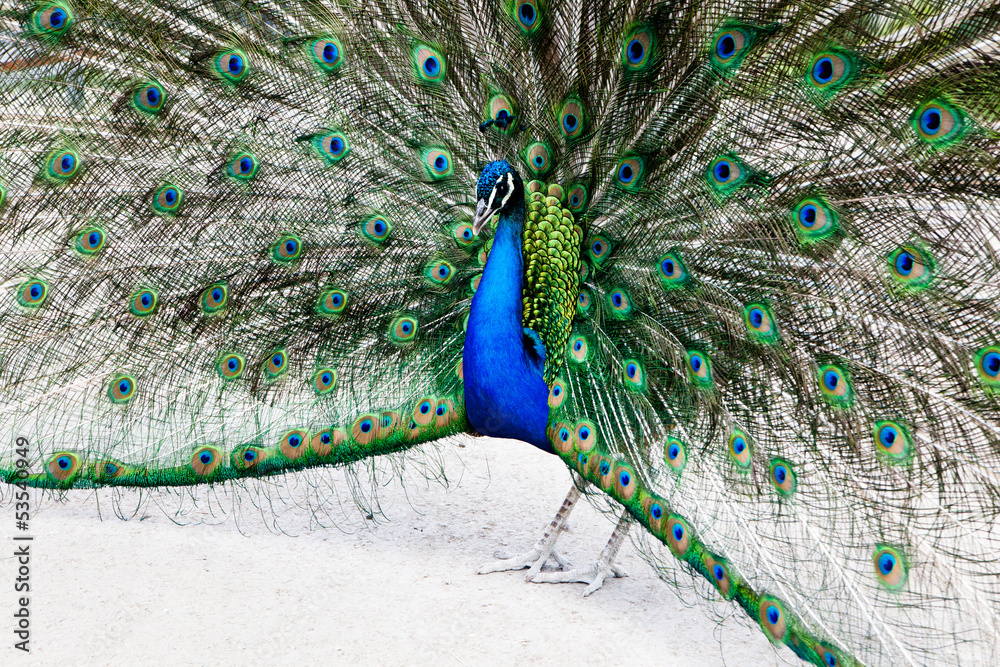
3, 437, 786, 665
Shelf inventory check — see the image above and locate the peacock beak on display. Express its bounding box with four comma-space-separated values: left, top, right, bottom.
471, 199, 494, 236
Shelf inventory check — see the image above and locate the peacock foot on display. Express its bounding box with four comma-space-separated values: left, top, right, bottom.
529, 511, 630, 596
529, 557, 628, 596
478, 484, 580, 580
478, 542, 573, 577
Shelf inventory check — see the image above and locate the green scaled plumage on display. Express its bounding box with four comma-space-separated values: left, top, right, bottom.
1, 0, 1000, 665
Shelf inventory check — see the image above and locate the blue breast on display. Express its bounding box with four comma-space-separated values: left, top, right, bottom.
463, 208, 552, 452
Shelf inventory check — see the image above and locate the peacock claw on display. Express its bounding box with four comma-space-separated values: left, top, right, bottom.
477, 544, 571, 576
478, 484, 581, 578
530, 510, 631, 596
530, 559, 628, 596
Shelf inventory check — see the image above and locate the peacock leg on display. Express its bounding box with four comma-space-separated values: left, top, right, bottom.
477, 483, 580, 578
529, 511, 629, 596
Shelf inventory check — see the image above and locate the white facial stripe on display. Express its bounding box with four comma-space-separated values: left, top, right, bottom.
500, 172, 514, 209
486, 172, 514, 213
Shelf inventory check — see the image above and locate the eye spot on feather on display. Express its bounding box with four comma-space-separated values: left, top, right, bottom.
316, 289, 348, 315
525, 142, 551, 176
576, 289, 592, 316
17, 279, 48, 307
712, 28, 747, 66
665, 515, 691, 557
310, 428, 338, 456
550, 422, 573, 454
811, 57, 835, 85
728, 430, 751, 468
559, 97, 585, 139
201, 283, 228, 314
548, 379, 566, 408
814, 644, 844, 667
216, 50, 248, 83
190, 446, 222, 476
265, 350, 288, 378
705, 155, 748, 196
486, 93, 516, 132
888, 245, 933, 290
316, 132, 350, 163
311, 38, 343, 71
975, 347, 1000, 388
703, 554, 732, 599
352, 415, 378, 444
656, 251, 690, 289
642, 496, 666, 534
413, 45, 445, 83
108, 375, 136, 403
390, 316, 418, 343
412, 397, 437, 427
817, 364, 853, 407
273, 234, 302, 262
153, 185, 183, 213
790, 197, 838, 244
46, 452, 80, 481
425, 260, 455, 286
622, 28, 652, 70
373, 410, 400, 438
873, 545, 907, 590
313, 368, 336, 394
622, 358, 646, 391
48, 149, 79, 180
218, 353, 244, 379
567, 183, 588, 213
686, 351, 712, 388
362, 215, 392, 243
606, 288, 632, 318
744, 303, 779, 344
574, 452, 593, 476
567, 335, 589, 363
514, 0, 540, 32
423, 148, 453, 179
129, 289, 158, 316
73, 227, 105, 256
588, 234, 610, 264
615, 156, 644, 189
133, 82, 165, 114
33, 3, 72, 34
595, 456, 615, 489
873, 420, 913, 464
914, 99, 964, 145
807, 51, 854, 94
233, 445, 267, 470
758, 597, 788, 642
452, 223, 475, 246
613, 464, 636, 500
280, 429, 309, 460
574, 421, 596, 451
769, 459, 796, 496
433, 399, 456, 428
711, 157, 737, 184
228, 153, 257, 180
664, 437, 686, 472
95, 459, 126, 482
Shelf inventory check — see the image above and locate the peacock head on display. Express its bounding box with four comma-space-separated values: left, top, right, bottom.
472, 160, 524, 235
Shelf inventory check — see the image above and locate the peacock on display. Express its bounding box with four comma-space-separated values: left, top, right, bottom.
1, 0, 999, 663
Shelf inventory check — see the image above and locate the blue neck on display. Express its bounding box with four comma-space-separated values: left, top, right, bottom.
463, 203, 552, 452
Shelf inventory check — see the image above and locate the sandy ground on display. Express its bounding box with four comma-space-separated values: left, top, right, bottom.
1, 436, 788, 666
